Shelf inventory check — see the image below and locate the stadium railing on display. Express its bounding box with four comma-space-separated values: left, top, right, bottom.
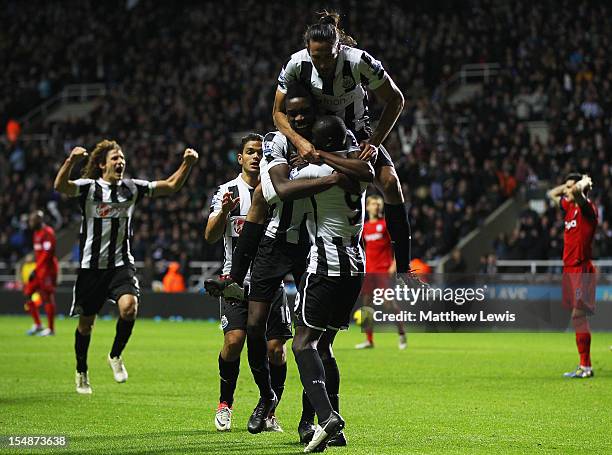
495, 259, 612, 274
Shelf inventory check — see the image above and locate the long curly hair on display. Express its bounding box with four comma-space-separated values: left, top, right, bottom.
81, 139, 120, 179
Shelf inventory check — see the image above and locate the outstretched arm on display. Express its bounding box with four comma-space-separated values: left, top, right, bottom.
54, 146, 88, 196
152, 148, 199, 197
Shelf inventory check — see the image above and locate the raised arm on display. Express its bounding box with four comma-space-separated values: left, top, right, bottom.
546, 183, 566, 207
54, 147, 88, 196
152, 148, 199, 197
571, 175, 595, 217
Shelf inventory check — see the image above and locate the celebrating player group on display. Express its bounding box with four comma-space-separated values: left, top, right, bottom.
44, 9, 602, 455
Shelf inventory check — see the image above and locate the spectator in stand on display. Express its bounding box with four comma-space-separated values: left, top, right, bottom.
162, 262, 186, 293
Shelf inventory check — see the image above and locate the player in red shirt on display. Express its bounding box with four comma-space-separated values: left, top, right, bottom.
548, 173, 597, 378
24, 210, 58, 336
356, 195, 407, 350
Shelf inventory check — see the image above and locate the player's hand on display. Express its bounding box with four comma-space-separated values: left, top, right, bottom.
575, 175, 593, 193
289, 153, 307, 169
359, 141, 378, 162
297, 139, 320, 163
334, 173, 361, 194
183, 148, 199, 165
68, 146, 88, 163
220, 191, 240, 214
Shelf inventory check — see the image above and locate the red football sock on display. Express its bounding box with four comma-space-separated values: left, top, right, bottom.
45, 301, 55, 332
576, 332, 591, 367
572, 315, 591, 367
366, 328, 374, 344
28, 302, 42, 327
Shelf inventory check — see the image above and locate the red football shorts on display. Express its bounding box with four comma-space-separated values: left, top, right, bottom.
562, 262, 596, 314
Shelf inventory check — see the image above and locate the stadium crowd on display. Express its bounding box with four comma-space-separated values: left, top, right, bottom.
1, 0, 611, 271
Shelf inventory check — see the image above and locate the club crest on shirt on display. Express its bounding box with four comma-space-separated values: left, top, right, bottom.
376, 224, 383, 232
342, 75, 354, 89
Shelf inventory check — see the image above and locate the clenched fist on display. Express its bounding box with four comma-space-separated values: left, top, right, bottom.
184, 148, 199, 165
69, 146, 88, 163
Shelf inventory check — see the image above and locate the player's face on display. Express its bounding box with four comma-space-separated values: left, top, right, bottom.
101, 149, 126, 181
367, 199, 382, 219
239, 140, 262, 174
286, 97, 315, 137
308, 40, 338, 78
564, 179, 577, 201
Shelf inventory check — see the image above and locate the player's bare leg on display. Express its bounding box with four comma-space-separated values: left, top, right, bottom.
75, 314, 96, 394
265, 339, 287, 432
216, 329, 246, 431
108, 294, 138, 383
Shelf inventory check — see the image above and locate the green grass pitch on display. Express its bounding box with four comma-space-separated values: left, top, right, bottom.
0, 316, 610, 454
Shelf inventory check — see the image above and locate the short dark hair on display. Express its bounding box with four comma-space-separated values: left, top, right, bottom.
285, 81, 314, 105
240, 133, 263, 153
565, 172, 582, 182
311, 115, 347, 151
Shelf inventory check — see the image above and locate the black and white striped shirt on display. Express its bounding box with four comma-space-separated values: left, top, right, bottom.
209, 175, 254, 279
277, 45, 388, 138
260, 131, 310, 245
304, 163, 368, 276
72, 178, 155, 269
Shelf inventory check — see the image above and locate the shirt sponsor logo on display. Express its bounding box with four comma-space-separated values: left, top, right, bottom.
95, 203, 130, 218
565, 219, 577, 230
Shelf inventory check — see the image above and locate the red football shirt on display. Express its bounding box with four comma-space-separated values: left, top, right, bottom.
363, 218, 393, 272
33, 225, 58, 277
560, 196, 598, 266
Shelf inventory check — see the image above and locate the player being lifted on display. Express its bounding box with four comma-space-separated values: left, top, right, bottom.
292, 115, 373, 452
356, 195, 407, 350
54, 140, 198, 394
23, 210, 58, 336
204, 133, 293, 432
273, 11, 412, 275
547, 173, 598, 378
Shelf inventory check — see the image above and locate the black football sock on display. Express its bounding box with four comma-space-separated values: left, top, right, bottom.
247, 334, 274, 399
301, 390, 316, 422
230, 221, 265, 284
322, 357, 340, 413
295, 348, 333, 422
269, 361, 287, 407
75, 329, 91, 373
218, 353, 240, 407
385, 203, 411, 273
110, 318, 135, 358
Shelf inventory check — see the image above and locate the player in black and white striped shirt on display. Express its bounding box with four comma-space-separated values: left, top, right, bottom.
273, 11, 413, 281
54, 139, 198, 394
204, 133, 292, 433
292, 115, 373, 453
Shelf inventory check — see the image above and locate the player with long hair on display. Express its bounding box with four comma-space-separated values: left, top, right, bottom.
54, 139, 198, 393
273, 11, 412, 276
